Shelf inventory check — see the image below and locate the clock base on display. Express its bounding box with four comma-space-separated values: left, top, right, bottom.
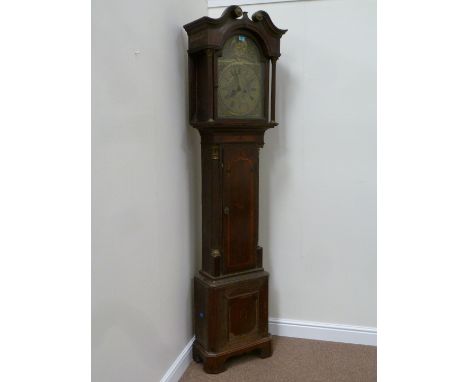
192, 335, 272, 374
193, 270, 271, 373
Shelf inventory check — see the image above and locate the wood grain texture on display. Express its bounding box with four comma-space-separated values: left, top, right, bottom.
222, 144, 258, 273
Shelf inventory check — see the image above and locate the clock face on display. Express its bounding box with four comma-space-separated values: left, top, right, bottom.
217, 35, 265, 119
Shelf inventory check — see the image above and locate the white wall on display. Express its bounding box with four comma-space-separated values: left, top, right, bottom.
209, 0, 376, 327
92, 0, 205, 381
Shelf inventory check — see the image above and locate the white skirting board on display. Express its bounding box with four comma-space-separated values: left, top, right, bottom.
160, 336, 195, 382
160, 319, 377, 381
269, 318, 377, 346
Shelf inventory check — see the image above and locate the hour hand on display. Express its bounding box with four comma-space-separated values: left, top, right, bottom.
234, 71, 241, 91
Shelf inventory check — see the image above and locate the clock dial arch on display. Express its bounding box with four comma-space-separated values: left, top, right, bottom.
216, 32, 269, 120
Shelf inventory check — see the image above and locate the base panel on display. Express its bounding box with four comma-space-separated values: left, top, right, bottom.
192, 335, 272, 374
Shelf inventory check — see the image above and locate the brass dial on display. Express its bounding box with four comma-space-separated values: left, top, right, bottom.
219, 63, 261, 117
217, 34, 264, 119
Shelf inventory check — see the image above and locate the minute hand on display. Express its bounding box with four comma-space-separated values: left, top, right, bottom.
234, 70, 241, 91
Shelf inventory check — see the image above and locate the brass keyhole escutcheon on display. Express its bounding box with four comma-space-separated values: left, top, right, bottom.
224, 206, 230, 215
211, 249, 221, 258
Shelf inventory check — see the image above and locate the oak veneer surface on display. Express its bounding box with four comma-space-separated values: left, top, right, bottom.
180, 336, 377, 382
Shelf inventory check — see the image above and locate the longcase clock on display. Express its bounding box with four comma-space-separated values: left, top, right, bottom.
184, 6, 286, 374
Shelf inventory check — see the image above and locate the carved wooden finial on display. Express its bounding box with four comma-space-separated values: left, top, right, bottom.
233, 6, 243, 18
252, 11, 263, 21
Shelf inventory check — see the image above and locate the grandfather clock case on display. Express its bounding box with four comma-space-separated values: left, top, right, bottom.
184, 6, 286, 374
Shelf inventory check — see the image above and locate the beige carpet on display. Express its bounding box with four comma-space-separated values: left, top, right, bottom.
180, 336, 376, 382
